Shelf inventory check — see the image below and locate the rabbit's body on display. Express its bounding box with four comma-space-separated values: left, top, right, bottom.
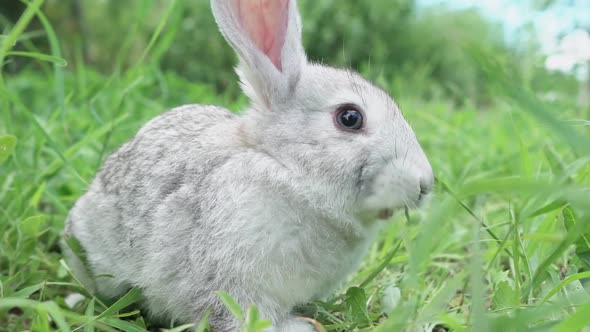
68, 104, 381, 327
65, 1, 434, 331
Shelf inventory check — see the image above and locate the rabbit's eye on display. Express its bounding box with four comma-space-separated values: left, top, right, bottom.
336, 106, 364, 131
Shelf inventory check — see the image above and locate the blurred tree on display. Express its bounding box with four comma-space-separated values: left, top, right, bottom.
43, 0, 88, 62
298, 0, 414, 69
161, 0, 417, 94
0, 1, 30, 72
0, 1, 26, 27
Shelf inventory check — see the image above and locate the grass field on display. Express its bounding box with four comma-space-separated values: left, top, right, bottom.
1, 2, 590, 332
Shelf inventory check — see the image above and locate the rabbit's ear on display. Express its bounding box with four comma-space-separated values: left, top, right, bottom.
211, 0, 306, 110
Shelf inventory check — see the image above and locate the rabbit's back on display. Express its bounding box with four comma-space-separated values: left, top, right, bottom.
98, 104, 235, 212
65, 104, 237, 298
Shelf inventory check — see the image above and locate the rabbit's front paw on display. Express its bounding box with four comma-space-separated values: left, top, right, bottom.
273, 317, 325, 332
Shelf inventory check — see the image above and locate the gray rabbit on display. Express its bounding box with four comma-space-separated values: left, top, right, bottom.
63, 0, 434, 331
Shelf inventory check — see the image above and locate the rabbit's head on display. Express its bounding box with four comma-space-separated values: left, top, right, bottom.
212, 0, 433, 222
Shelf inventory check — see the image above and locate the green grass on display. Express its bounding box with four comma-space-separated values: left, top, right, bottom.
1, 1, 590, 332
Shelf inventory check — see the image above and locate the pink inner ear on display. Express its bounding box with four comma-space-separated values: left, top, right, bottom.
236, 0, 289, 71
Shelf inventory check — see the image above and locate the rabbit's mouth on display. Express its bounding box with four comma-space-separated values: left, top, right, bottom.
377, 209, 394, 220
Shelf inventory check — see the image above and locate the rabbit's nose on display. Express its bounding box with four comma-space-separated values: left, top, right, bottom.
416, 150, 434, 198
417, 168, 434, 203
419, 176, 433, 197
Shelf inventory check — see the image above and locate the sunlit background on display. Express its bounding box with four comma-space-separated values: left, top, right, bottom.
422, 0, 590, 74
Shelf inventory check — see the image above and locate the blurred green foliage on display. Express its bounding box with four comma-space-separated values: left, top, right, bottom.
0, 0, 580, 106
